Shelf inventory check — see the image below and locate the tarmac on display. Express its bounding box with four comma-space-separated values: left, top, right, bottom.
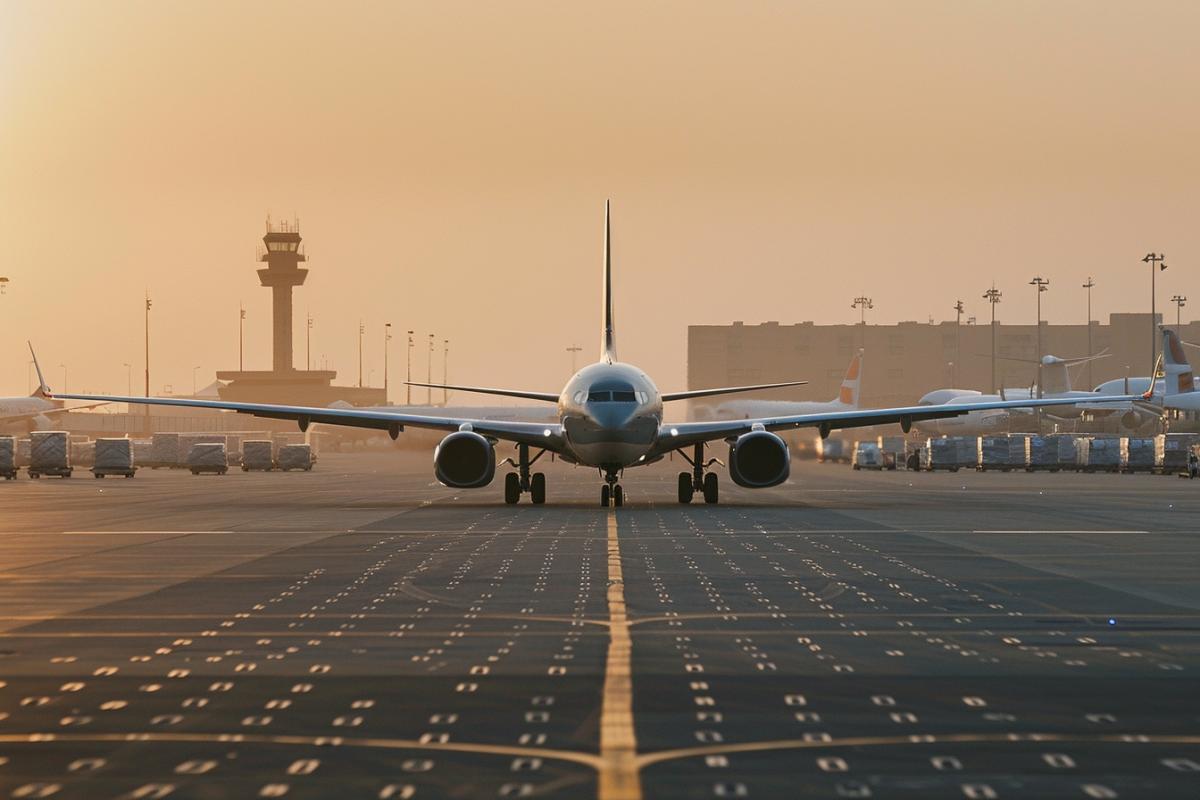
1, 451, 1198, 798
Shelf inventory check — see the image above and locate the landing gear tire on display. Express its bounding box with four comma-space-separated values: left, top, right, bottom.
601, 484, 611, 507
530, 472, 546, 505
702, 472, 719, 504
613, 485, 624, 507
678, 471, 693, 504
504, 472, 521, 505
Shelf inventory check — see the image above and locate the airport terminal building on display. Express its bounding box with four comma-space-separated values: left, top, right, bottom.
688, 313, 1198, 410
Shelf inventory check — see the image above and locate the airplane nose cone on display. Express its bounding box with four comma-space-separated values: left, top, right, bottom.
588, 405, 636, 431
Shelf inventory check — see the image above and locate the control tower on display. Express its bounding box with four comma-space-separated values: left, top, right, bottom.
215, 217, 385, 407
258, 219, 307, 372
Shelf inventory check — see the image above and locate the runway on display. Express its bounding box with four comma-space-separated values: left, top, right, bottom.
1, 451, 1199, 798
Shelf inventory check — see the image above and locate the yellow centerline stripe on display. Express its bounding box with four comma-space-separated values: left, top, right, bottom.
599, 508, 642, 800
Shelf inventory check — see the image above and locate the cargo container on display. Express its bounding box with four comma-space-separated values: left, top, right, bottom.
241, 440, 275, 471
1026, 434, 1078, 472
852, 441, 884, 470
1121, 437, 1156, 473
149, 433, 182, 468
277, 443, 314, 472
93, 438, 136, 478
816, 438, 846, 463
16, 438, 31, 468
29, 431, 72, 478
977, 435, 1024, 471
925, 436, 976, 471
0, 436, 17, 479
876, 435, 909, 463
1156, 433, 1200, 474
188, 442, 228, 475
1076, 436, 1121, 472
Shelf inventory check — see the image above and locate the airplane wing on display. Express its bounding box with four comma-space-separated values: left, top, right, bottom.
653, 394, 1142, 452
660, 381, 808, 402
403, 382, 559, 403
52, 393, 566, 450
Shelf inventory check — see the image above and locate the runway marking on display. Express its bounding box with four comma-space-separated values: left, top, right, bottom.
632, 732, 1200, 767
972, 530, 1151, 535
0, 732, 600, 769
599, 509, 642, 800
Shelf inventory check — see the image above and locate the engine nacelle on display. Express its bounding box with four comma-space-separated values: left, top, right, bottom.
727, 430, 790, 488
434, 431, 496, 488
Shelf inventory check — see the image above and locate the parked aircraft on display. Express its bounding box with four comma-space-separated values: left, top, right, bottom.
5, 345, 103, 433
698, 350, 864, 421
52, 204, 1136, 506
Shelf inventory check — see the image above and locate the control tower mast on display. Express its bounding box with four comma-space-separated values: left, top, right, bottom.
258, 218, 307, 372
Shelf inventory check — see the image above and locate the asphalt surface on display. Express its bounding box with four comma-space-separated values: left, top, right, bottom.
1, 451, 1199, 798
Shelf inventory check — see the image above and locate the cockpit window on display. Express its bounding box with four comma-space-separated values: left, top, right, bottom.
588, 390, 611, 402
612, 390, 637, 402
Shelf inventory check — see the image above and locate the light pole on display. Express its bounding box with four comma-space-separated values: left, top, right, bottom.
145, 291, 152, 430
406, 331, 414, 405
0, 276, 8, 294
384, 323, 392, 403
983, 285, 1002, 393
58, 363, 67, 393
1171, 295, 1187, 327
1083, 277, 1096, 390
443, 339, 449, 406
239, 302, 245, 371
123, 362, 132, 396
567, 344, 582, 375
1143, 253, 1167, 377
953, 299, 964, 387
306, 312, 313, 371
1029, 277, 1049, 398
358, 320, 365, 388
851, 296, 873, 350
427, 333, 435, 404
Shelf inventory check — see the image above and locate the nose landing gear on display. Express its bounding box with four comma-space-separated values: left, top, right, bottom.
677, 443, 721, 504
502, 444, 547, 505
601, 469, 624, 507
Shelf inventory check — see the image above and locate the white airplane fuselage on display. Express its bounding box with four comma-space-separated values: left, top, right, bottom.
0, 396, 59, 432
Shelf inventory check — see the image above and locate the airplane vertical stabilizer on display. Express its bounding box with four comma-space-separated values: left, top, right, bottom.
1162, 328, 1195, 398
27, 341, 51, 398
837, 350, 864, 407
601, 200, 617, 364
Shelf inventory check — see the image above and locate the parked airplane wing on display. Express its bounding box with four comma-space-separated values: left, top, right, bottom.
654, 394, 1142, 451
51, 392, 566, 450
404, 382, 560, 403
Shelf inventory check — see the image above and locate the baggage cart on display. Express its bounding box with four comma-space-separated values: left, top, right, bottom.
93, 438, 136, 478
28, 431, 72, 478
188, 442, 228, 475
0, 436, 17, 479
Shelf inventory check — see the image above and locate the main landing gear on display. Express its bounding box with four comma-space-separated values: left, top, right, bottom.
502, 444, 546, 505
601, 469, 624, 508
677, 443, 720, 504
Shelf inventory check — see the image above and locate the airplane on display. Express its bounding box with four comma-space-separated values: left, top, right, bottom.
0, 344, 104, 433
51, 203, 1139, 507
1151, 328, 1200, 414
697, 350, 864, 422
914, 351, 1141, 435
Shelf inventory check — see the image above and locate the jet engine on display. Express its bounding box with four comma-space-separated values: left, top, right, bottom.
727, 430, 790, 488
433, 431, 496, 488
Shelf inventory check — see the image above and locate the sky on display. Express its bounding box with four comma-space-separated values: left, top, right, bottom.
1, 1, 1198, 399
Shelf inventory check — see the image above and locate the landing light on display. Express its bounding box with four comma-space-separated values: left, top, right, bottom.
1108, 618, 1117, 626
543, 429, 552, 437
670, 428, 679, 437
